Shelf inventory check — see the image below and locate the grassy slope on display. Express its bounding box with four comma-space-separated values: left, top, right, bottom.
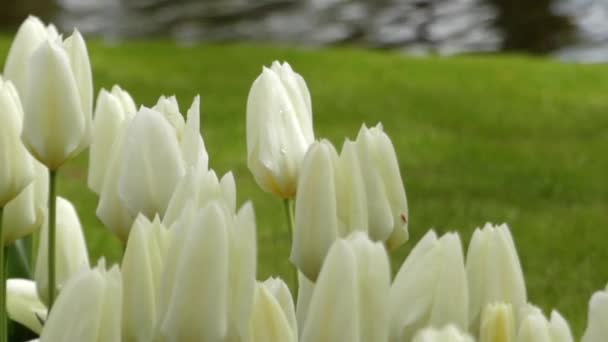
2, 38, 608, 336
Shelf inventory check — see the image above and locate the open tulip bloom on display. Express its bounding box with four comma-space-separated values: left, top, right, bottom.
2, 15, 607, 342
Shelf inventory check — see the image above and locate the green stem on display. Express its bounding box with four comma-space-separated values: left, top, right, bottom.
0, 207, 7, 342
283, 199, 297, 297
48, 170, 57, 310
30, 231, 38, 275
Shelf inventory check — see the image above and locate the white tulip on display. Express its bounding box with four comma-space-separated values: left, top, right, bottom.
246, 61, 314, 198
248, 278, 297, 342
122, 215, 170, 342
300, 232, 391, 342
118, 107, 185, 219
516, 305, 552, 342
479, 302, 515, 342
156, 202, 230, 341
21, 30, 92, 169
2, 161, 47, 245
96, 127, 136, 240
581, 284, 608, 342
467, 223, 527, 331
3, 16, 58, 96
0, 77, 34, 208
389, 231, 468, 342
412, 325, 474, 342
290, 140, 340, 281
6, 279, 46, 334
548, 310, 574, 342
226, 202, 257, 340
39, 260, 122, 342
354, 123, 408, 249
335, 140, 368, 236
163, 165, 236, 229
88, 85, 136, 194
35, 197, 90, 305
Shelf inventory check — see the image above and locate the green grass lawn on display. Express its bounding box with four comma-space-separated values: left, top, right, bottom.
2, 38, 608, 337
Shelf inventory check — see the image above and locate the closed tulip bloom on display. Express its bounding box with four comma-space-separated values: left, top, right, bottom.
248, 278, 297, 342
479, 302, 515, 342
389, 231, 468, 342
118, 107, 185, 219
412, 325, 474, 342
39, 260, 122, 342
88, 85, 136, 194
35, 197, 90, 305
335, 140, 368, 235
6, 279, 47, 334
290, 140, 340, 281
581, 284, 608, 342
300, 233, 391, 342
97, 96, 207, 240
548, 310, 574, 342
246, 61, 314, 198
3, 16, 58, 95
22, 30, 92, 169
122, 215, 170, 342
2, 161, 47, 245
0, 77, 34, 207
467, 223, 527, 331
516, 305, 552, 342
156, 202, 230, 341
163, 165, 236, 229
354, 123, 408, 249
95, 127, 136, 240
226, 202, 258, 340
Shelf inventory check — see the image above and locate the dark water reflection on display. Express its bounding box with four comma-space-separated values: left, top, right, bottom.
1, 0, 608, 62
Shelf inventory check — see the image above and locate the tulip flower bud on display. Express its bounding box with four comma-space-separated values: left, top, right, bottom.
0, 77, 34, 208
389, 230, 468, 341
581, 284, 608, 342
290, 140, 340, 281
335, 140, 368, 235
412, 325, 474, 342
516, 305, 552, 342
248, 278, 297, 342
246, 61, 314, 198
157, 202, 230, 341
479, 302, 515, 342
3, 16, 58, 96
96, 127, 136, 240
88, 85, 136, 194
466, 223, 527, 331
2, 161, 47, 245
122, 215, 170, 342
226, 202, 258, 339
163, 165, 236, 229
354, 123, 408, 249
39, 260, 122, 342
21, 30, 92, 170
118, 107, 185, 219
35, 197, 90, 305
6, 279, 47, 334
548, 310, 574, 342
300, 233, 391, 342
97, 96, 207, 241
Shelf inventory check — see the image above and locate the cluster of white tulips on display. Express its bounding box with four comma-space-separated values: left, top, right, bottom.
0, 15, 607, 342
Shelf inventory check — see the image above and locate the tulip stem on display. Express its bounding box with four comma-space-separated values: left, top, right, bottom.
48, 170, 57, 310
0, 207, 7, 342
283, 199, 297, 297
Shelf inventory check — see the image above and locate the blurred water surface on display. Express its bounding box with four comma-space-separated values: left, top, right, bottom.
1, 0, 608, 61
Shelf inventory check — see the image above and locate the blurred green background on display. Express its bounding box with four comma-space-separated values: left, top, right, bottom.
2, 37, 608, 338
